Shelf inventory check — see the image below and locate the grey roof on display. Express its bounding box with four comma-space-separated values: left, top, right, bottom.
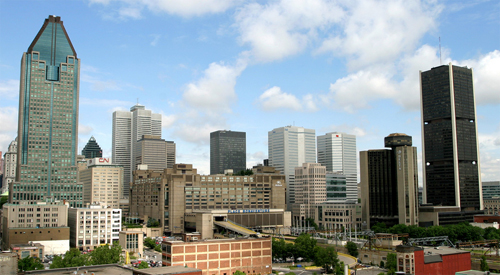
423, 254, 442, 264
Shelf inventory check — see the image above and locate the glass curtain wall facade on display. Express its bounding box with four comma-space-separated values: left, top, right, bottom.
317, 132, 357, 200
81, 136, 102, 159
11, 16, 82, 207
210, 130, 246, 175
420, 63, 482, 210
268, 126, 316, 209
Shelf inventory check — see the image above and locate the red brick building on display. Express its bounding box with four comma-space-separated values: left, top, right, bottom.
474, 215, 500, 223
162, 237, 272, 275
396, 245, 471, 275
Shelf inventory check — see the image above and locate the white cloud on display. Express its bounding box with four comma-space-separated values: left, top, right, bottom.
79, 124, 94, 135
460, 50, 500, 105
258, 86, 302, 111
328, 69, 398, 113
182, 58, 247, 113
0, 107, 18, 152
0, 79, 19, 98
317, 0, 441, 70
257, 86, 318, 112
160, 113, 177, 129
171, 111, 226, 145
150, 34, 161, 46
89, 0, 239, 18
234, 0, 343, 62
321, 124, 367, 137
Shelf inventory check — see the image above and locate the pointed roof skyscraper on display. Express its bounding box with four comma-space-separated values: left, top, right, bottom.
82, 136, 103, 159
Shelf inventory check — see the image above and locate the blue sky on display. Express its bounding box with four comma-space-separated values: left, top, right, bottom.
0, 0, 499, 183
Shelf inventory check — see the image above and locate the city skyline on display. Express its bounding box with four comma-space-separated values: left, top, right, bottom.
0, 1, 499, 180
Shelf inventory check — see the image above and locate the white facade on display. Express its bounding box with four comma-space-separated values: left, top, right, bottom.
268, 126, 316, 209
317, 132, 357, 200
2, 138, 17, 194
68, 203, 122, 250
112, 104, 161, 198
295, 163, 326, 217
33, 240, 70, 255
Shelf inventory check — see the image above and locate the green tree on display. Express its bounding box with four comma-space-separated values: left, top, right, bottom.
88, 243, 122, 265
147, 218, 160, 228
481, 255, 489, 271
138, 261, 149, 269
294, 233, 317, 262
18, 256, 44, 272
144, 237, 156, 249
272, 238, 286, 260
285, 242, 296, 259
50, 248, 89, 268
386, 253, 397, 272
0, 196, 8, 208
234, 271, 246, 275
371, 222, 387, 233
334, 261, 344, 275
314, 246, 339, 273
155, 244, 162, 252
305, 217, 319, 230
379, 260, 384, 268
345, 241, 358, 257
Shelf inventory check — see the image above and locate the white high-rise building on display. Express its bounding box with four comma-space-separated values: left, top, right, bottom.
2, 138, 17, 194
268, 126, 316, 209
317, 132, 357, 200
112, 104, 161, 197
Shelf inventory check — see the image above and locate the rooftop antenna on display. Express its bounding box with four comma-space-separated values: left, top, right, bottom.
137, 98, 139, 104
439, 37, 442, 65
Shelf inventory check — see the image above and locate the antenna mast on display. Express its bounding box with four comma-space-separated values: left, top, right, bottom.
439, 37, 442, 65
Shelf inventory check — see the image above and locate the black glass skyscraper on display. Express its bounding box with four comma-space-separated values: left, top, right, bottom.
420, 63, 482, 211
210, 130, 246, 175
11, 16, 82, 207
81, 136, 103, 159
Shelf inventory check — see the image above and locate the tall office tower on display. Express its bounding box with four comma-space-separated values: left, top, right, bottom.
81, 136, 102, 159
134, 135, 167, 171
112, 104, 161, 197
360, 133, 419, 228
166, 141, 176, 168
317, 132, 357, 200
210, 130, 246, 175
420, 63, 482, 211
268, 126, 316, 209
2, 139, 18, 194
295, 163, 326, 217
11, 16, 82, 206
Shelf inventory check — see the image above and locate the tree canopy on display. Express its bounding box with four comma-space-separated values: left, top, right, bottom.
345, 241, 358, 257
294, 233, 317, 262
50, 243, 122, 269
18, 256, 44, 272
314, 246, 339, 273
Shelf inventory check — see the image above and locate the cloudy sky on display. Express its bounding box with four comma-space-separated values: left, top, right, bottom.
0, 0, 499, 183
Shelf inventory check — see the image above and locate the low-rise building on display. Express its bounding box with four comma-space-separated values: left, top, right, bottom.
0, 252, 17, 275
483, 197, 500, 215
162, 237, 272, 275
292, 200, 362, 231
396, 245, 471, 275
1, 200, 69, 253
10, 243, 44, 259
119, 231, 144, 257
68, 203, 122, 251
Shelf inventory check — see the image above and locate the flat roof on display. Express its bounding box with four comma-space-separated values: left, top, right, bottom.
134, 266, 201, 275
423, 246, 469, 256
24, 264, 132, 275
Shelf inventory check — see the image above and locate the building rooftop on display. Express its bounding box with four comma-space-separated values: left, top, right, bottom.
134, 266, 201, 275
423, 246, 469, 256
24, 264, 132, 275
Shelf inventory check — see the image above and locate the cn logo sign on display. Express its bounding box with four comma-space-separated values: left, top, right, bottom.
99, 158, 110, 163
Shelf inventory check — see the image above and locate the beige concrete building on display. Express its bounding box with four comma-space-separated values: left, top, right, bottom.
2, 200, 69, 253
119, 231, 144, 257
484, 197, 500, 215
166, 141, 176, 169
80, 157, 123, 209
68, 203, 122, 251
292, 200, 362, 231
135, 135, 168, 171
0, 252, 17, 275
162, 237, 272, 275
130, 164, 288, 237
295, 163, 326, 215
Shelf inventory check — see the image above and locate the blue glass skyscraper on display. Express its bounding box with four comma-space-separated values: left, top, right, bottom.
11, 16, 82, 207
